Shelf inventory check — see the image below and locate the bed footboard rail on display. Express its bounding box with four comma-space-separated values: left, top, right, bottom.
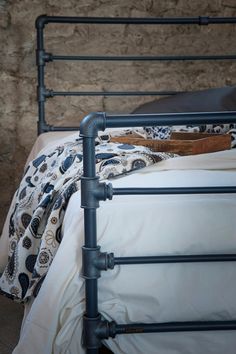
80, 111, 236, 353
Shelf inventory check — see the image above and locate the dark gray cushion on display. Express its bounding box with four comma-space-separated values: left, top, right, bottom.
132, 86, 236, 114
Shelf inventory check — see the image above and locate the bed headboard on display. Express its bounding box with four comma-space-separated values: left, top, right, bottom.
35, 15, 236, 135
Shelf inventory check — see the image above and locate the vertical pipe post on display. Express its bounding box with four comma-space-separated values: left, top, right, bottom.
36, 17, 46, 135
80, 113, 107, 353
83, 136, 99, 354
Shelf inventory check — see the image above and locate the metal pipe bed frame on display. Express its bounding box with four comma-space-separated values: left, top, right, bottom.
36, 15, 236, 354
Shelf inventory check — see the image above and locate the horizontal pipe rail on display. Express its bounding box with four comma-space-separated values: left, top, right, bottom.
47, 126, 80, 131
114, 254, 236, 265
112, 186, 236, 196
37, 16, 236, 26
51, 90, 181, 97
51, 54, 236, 61
114, 320, 236, 334
104, 111, 236, 129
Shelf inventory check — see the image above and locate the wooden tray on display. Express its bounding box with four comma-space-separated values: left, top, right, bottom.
110, 132, 231, 156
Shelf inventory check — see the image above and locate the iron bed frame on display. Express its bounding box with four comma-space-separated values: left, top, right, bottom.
35, 15, 236, 354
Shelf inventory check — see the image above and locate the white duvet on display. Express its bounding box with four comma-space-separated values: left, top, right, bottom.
10, 149, 236, 354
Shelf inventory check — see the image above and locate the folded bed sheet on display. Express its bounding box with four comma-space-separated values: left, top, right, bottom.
12, 149, 236, 354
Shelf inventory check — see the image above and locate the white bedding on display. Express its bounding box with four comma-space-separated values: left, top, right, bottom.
25, 131, 77, 166
12, 149, 236, 354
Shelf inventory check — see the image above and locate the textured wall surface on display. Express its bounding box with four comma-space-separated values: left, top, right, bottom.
1, 0, 236, 231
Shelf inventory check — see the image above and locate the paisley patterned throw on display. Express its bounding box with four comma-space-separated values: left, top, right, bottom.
0, 133, 176, 302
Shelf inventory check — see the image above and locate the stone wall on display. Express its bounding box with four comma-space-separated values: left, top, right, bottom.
1, 0, 236, 231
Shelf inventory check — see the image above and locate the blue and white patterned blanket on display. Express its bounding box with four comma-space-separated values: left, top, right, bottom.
0, 133, 175, 302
